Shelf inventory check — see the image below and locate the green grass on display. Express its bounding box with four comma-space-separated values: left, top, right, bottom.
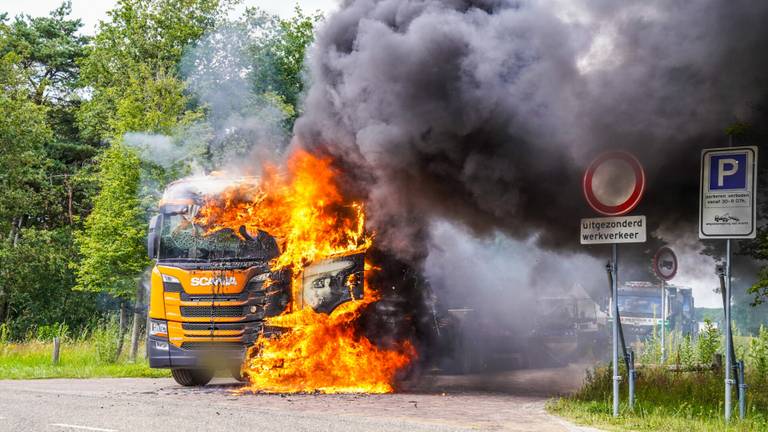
0, 340, 170, 379
548, 366, 768, 432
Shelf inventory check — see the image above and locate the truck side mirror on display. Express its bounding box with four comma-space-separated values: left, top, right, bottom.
147, 215, 160, 259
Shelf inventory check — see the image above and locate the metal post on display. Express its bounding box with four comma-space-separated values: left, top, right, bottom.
612, 243, 620, 417
725, 239, 733, 422
660, 279, 666, 364
628, 350, 635, 409
737, 360, 746, 419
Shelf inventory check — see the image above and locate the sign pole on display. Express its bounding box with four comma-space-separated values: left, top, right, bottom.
581, 150, 647, 418
612, 243, 620, 417
660, 279, 665, 363
653, 246, 677, 363
724, 238, 733, 422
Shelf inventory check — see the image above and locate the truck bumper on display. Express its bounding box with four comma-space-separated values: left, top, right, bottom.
147, 335, 246, 369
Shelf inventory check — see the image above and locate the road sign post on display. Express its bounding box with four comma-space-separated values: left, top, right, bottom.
700, 145, 757, 422
653, 247, 677, 363
582, 151, 646, 416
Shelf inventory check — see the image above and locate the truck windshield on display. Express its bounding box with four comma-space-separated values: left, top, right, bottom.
618, 296, 661, 316
158, 209, 278, 262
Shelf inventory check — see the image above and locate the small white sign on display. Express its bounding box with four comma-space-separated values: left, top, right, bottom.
580, 215, 647, 244
699, 146, 757, 239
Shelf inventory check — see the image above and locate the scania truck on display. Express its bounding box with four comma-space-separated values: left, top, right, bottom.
145, 176, 364, 386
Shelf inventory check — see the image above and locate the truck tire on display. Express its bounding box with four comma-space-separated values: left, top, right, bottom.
171, 369, 213, 386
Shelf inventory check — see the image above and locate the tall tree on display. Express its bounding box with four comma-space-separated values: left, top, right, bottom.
0, 52, 52, 323
74, 143, 147, 298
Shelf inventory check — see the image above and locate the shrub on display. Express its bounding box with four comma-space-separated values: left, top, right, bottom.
92, 318, 121, 364
676, 334, 695, 367
35, 323, 70, 342
749, 325, 768, 379
697, 319, 720, 365
0, 323, 9, 344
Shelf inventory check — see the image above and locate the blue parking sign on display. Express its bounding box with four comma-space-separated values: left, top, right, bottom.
699, 146, 758, 239
709, 154, 747, 190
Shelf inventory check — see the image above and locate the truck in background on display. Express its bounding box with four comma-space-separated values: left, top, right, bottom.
616, 281, 696, 342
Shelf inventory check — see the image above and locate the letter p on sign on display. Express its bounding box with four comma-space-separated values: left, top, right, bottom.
710, 154, 747, 190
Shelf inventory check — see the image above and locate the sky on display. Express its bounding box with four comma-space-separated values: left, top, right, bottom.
1, 0, 340, 34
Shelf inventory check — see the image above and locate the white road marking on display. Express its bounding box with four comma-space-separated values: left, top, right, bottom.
50, 424, 117, 432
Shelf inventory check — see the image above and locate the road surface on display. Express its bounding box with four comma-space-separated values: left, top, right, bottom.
0, 366, 600, 432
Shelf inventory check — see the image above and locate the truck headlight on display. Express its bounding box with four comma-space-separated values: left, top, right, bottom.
161, 274, 183, 292
149, 319, 168, 337
246, 272, 271, 289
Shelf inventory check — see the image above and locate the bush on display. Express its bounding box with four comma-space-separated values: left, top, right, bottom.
697, 319, 720, 364
92, 318, 121, 364
640, 331, 662, 365
749, 325, 768, 379
0, 322, 9, 344
675, 334, 695, 368
35, 323, 70, 342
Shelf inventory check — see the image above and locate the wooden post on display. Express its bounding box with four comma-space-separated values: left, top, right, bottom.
114, 303, 127, 362
129, 281, 144, 362
52, 337, 61, 365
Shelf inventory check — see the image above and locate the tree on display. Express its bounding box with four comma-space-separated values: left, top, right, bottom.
0, 52, 53, 324
74, 143, 148, 298
247, 6, 323, 126
77, 0, 231, 142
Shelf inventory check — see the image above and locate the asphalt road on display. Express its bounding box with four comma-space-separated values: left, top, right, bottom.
0, 366, 601, 432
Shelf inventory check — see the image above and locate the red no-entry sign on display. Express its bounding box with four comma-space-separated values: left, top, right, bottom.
653, 246, 678, 281
583, 151, 645, 216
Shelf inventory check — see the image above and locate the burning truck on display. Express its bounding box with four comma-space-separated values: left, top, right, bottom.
146, 151, 415, 391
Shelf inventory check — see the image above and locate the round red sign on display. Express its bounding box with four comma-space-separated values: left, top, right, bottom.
653, 246, 677, 281
582, 151, 645, 216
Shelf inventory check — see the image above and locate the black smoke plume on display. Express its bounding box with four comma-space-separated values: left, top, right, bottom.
295, 0, 768, 261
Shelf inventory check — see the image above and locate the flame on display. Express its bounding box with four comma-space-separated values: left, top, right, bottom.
193, 149, 414, 393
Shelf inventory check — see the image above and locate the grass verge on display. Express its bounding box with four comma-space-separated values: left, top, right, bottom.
0, 340, 169, 379
548, 366, 768, 432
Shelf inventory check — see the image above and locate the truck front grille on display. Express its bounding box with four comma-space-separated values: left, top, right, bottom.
182, 322, 246, 331
180, 305, 244, 318
180, 342, 246, 351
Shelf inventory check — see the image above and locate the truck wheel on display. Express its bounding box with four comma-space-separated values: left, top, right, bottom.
171, 369, 213, 386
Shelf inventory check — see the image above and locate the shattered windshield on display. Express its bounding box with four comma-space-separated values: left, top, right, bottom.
158, 206, 278, 262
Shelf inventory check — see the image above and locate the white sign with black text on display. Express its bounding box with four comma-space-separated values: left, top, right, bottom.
580, 215, 647, 244
699, 146, 758, 239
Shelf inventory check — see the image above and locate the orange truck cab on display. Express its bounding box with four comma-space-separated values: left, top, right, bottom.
145, 176, 363, 386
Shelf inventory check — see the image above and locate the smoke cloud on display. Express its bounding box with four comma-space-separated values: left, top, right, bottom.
295, 0, 768, 261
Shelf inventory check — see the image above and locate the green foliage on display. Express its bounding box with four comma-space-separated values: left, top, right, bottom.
749, 325, 768, 379
675, 334, 695, 368
697, 320, 722, 365
74, 143, 148, 298
0, 0, 321, 339
92, 318, 121, 364
0, 337, 168, 378
0, 52, 52, 225
0, 1, 88, 104
0, 323, 9, 344
554, 364, 768, 431
639, 331, 662, 365
77, 0, 229, 142
247, 5, 322, 124
0, 228, 98, 339
35, 323, 70, 342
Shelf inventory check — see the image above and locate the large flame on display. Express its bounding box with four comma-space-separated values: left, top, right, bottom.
194, 149, 414, 393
